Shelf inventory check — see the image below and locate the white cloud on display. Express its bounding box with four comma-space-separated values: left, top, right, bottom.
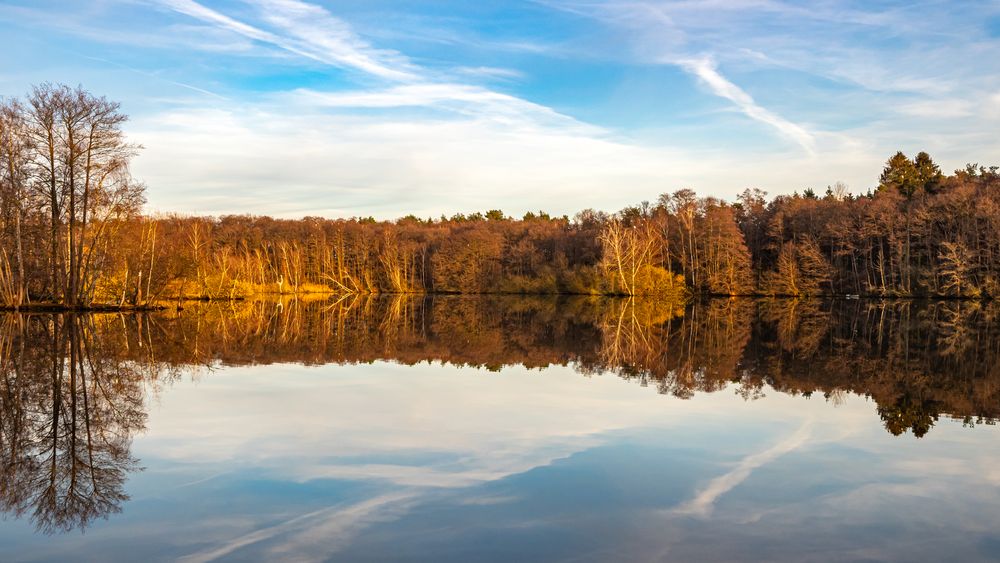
898, 99, 975, 119
177, 492, 420, 563
250, 0, 418, 81
288, 84, 591, 129
159, 0, 277, 44
988, 91, 1000, 118
671, 420, 813, 518
158, 0, 417, 80
675, 57, 817, 154
130, 98, 901, 219
454, 66, 526, 80
130, 104, 691, 218
542, 0, 1000, 164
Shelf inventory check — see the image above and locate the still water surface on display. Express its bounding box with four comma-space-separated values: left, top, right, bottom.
1, 296, 999, 562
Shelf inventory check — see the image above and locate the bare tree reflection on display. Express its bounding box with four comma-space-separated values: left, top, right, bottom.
0, 314, 144, 534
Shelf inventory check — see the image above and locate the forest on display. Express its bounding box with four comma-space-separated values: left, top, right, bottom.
3, 84, 1000, 309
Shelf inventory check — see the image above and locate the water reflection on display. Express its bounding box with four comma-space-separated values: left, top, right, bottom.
0, 315, 144, 534
147, 295, 1000, 437
1, 296, 999, 537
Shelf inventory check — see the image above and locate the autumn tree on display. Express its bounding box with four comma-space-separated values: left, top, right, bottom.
0, 99, 32, 306
18, 85, 144, 307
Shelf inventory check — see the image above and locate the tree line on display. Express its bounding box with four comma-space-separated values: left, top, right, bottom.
3, 85, 1000, 309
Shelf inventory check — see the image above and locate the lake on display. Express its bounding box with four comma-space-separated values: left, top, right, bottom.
1, 296, 999, 562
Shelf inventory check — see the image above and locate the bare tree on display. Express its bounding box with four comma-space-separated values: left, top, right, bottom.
0, 99, 33, 306
938, 241, 972, 297
20, 84, 143, 307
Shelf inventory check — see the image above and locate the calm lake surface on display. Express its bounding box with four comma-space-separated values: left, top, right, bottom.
1, 296, 999, 562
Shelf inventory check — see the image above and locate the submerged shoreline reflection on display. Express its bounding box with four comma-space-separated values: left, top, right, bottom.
1, 295, 999, 534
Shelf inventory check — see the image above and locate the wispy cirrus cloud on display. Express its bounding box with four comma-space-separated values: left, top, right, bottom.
155, 0, 578, 128
82, 55, 229, 100
177, 492, 422, 563
250, 0, 418, 81
671, 420, 813, 518
158, 0, 418, 80
676, 56, 816, 154
454, 66, 525, 81
288, 84, 594, 130
541, 0, 821, 154
542, 0, 1000, 160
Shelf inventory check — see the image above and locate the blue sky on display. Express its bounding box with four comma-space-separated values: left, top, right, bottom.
1, 0, 999, 218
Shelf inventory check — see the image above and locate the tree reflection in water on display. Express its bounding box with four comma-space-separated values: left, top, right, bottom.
1, 296, 999, 533
0, 314, 145, 534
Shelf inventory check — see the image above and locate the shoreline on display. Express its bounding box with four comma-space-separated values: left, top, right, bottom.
0, 291, 992, 313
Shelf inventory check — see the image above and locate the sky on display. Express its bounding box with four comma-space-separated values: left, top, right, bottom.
1, 0, 999, 219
